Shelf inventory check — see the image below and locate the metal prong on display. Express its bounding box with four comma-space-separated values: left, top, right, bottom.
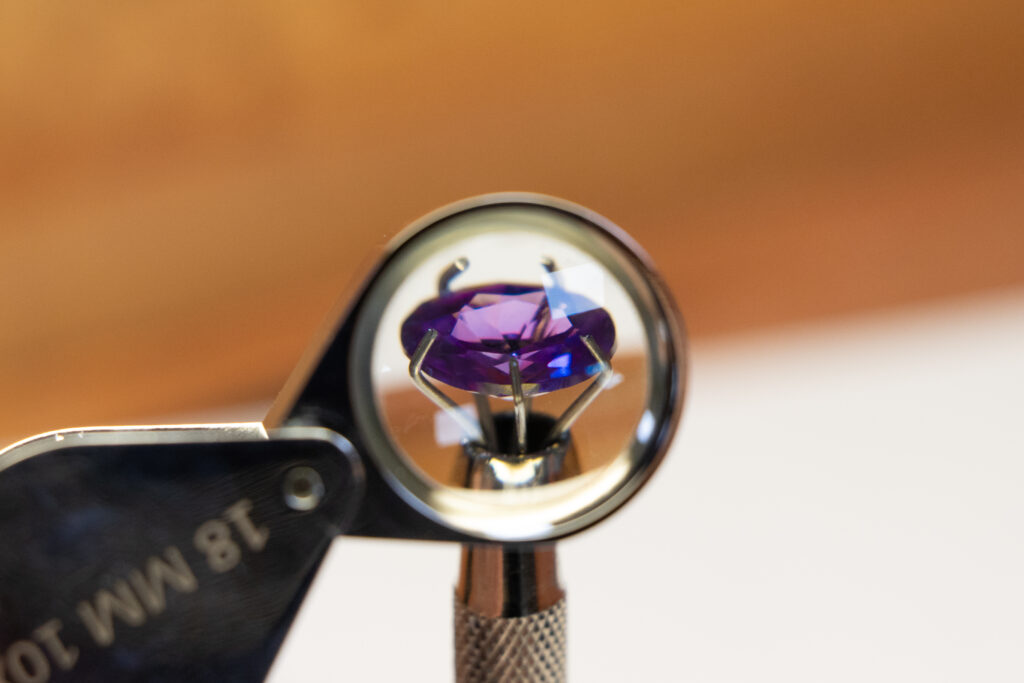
509, 357, 528, 454
474, 393, 498, 452
438, 257, 469, 295
410, 329, 483, 444
545, 335, 612, 443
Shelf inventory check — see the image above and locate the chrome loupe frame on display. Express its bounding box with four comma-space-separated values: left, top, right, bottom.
268, 193, 686, 544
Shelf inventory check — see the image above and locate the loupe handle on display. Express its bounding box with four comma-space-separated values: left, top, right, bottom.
0, 426, 362, 681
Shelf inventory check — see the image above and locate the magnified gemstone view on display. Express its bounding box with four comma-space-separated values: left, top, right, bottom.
400, 283, 616, 396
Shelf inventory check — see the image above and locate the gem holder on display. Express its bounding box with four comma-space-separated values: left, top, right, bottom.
403, 259, 616, 467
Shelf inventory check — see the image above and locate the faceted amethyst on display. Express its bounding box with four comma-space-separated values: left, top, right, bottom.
400, 283, 615, 396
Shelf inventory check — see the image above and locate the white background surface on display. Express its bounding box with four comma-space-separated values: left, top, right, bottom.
268, 288, 1024, 682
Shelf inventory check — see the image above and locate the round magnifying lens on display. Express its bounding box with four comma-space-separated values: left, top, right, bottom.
349, 194, 685, 543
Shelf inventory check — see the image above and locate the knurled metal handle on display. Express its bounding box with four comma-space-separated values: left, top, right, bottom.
454, 596, 567, 683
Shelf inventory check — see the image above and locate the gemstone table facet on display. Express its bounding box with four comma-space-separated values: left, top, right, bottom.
401, 283, 615, 396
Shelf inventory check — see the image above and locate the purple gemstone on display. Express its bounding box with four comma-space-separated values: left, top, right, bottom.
401, 283, 616, 396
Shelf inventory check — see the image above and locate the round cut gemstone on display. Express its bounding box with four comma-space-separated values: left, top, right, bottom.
401, 283, 615, 396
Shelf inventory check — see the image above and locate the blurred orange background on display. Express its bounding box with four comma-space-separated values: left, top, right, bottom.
1, 1, 1022, 442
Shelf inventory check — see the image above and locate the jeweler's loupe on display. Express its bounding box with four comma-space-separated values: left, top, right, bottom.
268, 193, 684, 544
287, 193, 686, 544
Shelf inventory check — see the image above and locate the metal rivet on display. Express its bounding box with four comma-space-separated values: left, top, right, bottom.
283, 466, 325, 512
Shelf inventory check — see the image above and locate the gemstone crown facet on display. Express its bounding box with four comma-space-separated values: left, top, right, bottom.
401, 283, 615, 396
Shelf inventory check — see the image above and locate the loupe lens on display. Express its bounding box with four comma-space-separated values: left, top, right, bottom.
349, 195, 683, 542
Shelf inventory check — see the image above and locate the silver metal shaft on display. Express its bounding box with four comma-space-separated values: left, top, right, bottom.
455, 427, 577, 682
